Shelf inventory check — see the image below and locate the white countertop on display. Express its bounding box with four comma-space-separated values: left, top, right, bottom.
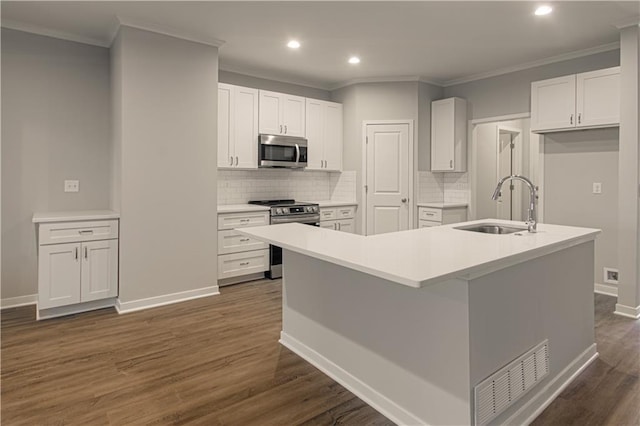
217, 204, 271, 214
304, 200, 358, 208
32, 210, 120, 223
417, 202, 468, 209
239, 219, 600, 288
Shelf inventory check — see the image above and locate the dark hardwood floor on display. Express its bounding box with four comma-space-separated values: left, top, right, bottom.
1, 280, 638, 425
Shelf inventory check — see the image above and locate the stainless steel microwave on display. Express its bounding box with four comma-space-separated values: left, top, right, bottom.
258, 134, 308, 168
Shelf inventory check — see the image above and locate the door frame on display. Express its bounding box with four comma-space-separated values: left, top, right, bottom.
361, 120, 416, 236
496, 124, 523, 220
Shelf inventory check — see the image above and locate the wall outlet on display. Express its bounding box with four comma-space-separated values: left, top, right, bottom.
592, 182, 602, 194
603, 267, 619, 285
64, 180, 79, 193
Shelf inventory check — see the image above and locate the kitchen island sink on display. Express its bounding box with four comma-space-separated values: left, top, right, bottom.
455, 222, 526, 234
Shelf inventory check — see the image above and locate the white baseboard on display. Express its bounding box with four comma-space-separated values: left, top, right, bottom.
1, 294, 37, 309
614, 303, 640, 319
594, 283, 618, 297
280, 331, 425, 426
115, 285, 219, 314
37, 298, 117, 320
503, 344, 598, 425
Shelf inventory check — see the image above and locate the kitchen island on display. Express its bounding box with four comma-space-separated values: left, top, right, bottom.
239, 220, 600, 425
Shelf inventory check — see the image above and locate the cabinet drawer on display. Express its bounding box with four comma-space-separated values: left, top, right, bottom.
218, 212, 269, 230
218, 249, 269, 279
38, 220, 119, 245
419, 220, 441, 228
218, 230, 268, 255
336, 206, 356, 219
419, 207, 442, 222
320, 208, 337, 220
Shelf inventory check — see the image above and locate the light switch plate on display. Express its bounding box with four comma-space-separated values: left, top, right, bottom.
592, 182, 602, 194
64, 180, 79, 193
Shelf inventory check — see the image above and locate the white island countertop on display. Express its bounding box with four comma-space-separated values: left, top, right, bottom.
239, 219, 600, 288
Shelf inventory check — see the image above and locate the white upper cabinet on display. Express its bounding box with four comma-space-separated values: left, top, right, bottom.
259, 90, 306, 137
305, 98, 343, 171
218, 83, 259, 169
431, 97, 467, 172
531, 66, 620, 133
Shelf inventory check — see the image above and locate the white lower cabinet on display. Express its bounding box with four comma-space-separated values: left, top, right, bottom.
319, 205, 357, 233
418, 206, 467, 228
217, 210, 270, 282
36, 217, 119, 318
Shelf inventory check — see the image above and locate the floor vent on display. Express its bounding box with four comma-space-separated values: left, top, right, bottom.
474, 340, 549, 425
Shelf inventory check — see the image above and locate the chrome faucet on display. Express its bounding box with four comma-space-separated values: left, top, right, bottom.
492, 175, 538, 233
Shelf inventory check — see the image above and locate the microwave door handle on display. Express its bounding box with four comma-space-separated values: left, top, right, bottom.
295, 144, 300, 164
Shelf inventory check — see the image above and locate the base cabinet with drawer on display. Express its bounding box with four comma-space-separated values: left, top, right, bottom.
418, 206, 467, 228
34, 215, 119, 320
319, 205, 356, 233
217, 210, 270, 282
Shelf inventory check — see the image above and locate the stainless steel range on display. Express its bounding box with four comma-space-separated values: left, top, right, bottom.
248, 199, 320, 279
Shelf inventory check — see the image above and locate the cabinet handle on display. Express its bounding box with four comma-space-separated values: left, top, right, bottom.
578, 113, 581, 124
449, 160, 453, 168
426, 212, 435, 216
75, 247, 78, 260
570, 114, 573, 125
239, 238, 250, 242
337, 222, 341, 231
230, 156, 233, 166
239, 262, 250, 266
235, 156, 239, 166
279, 125, 283, 133
240, 219, 250, 223
284, 125, 288, 134
84, 246, 88, 259
78, 230, 93, 235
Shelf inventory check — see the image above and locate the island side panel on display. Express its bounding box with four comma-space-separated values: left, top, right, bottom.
280, 250, 473, 426
468, 241, 596, 425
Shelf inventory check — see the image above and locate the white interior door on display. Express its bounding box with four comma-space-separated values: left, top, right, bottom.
365, 123, 410, 235
496, 132, 513, 220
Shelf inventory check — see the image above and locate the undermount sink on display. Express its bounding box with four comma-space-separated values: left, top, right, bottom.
454, 223, 526, 235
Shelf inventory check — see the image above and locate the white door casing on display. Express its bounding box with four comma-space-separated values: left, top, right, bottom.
365, 123, 412, 235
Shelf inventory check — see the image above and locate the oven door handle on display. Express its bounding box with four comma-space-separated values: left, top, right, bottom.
271, 214, 320, 225
295, 144, 300, 164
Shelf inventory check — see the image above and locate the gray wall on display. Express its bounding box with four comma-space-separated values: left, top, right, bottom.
219, 70, 330, 100
444, 50, 620, 120
1, 29, 111, 299
113, 26, 218, 304
544, 129, 619, 286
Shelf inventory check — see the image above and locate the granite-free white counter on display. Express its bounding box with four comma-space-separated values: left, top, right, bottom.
32, 210, 120, 223
239, 219, 599, 288
417, 202, 467, 209
217, 204, 271, 214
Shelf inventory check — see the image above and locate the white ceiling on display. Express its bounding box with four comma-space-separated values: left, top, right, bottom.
2, 1, 639, 90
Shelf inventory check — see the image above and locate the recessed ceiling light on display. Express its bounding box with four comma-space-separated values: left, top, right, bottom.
287, 40, 301, 49
534, 5, 553, 16
348, 56, 361, 64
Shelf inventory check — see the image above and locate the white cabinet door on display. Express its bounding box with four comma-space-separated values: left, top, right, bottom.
217, 83, 234, 168
81, 240, 118, 302
336, 219, 355, 233
305, 99, 324, 170
320, 221, 336, 230
233, 86, 259, 169
259, 90, 283, 135
38, 242, 81, 309
576, 67, 620, 128
431, 98, 466, 172
324, 102, 343, 171
531, 75, 576, 131
282, 94, 306, 137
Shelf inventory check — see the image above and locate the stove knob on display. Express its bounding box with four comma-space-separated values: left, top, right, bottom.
275, 208, 283, 215
305, 206, 312, 212
313, 206, 318, 212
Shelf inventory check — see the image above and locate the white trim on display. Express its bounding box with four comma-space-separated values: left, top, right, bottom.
37, 298, 116, 320
614, 303, 640, 319
594, 283, 618, 297
113, 16, 225, 48
1, 294, 37, 309
503, 344, 598, 425
115, 286, 219, 314
219, 64, 331, 91
614, 18, 640, 30
361, 120, 415, 236
471, 112, 531, 125
280, 331, 426, 426
1, 19, 110, 47
329, 75, 442, 91
442, 42, 620, 87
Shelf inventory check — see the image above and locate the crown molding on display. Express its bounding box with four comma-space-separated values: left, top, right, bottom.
442, 41, 621, 87
219, 64, 332, 91
328, 75, 444, 91
111, 16, 225, 48
614, 17, 640, 30
1, 19, 110, 47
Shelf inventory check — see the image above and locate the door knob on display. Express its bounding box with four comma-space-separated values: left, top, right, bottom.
401, 198, 408, 203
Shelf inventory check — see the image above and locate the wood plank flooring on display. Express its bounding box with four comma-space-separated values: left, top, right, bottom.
2, 280, 638, 425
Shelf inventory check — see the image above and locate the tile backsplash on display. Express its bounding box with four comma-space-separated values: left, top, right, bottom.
417, 171, 470, 204
217, 169, 357, 204
443, 173, 470, 203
